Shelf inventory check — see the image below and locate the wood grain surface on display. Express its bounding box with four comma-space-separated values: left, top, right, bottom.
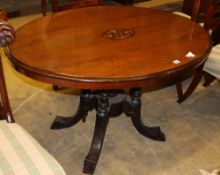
8, 6, 211, 89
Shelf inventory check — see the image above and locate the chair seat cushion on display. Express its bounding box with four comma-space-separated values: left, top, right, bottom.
203, 44, 220, 79
0, 121, 66, 175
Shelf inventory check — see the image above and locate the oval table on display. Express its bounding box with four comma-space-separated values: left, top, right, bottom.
7, 6, 211, 174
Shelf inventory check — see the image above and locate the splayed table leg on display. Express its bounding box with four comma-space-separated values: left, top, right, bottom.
83, 93, 110, 174
51, 90, 96, 129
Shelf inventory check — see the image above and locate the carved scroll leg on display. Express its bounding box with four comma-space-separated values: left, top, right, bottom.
176, 66, 204, 103
83, 93, 110, 174
203, 72, 216, 87
129, 88, 165, 141
51, 90, 93, 129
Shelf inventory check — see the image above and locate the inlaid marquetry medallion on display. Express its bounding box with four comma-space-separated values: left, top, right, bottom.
102, 28, 134, 40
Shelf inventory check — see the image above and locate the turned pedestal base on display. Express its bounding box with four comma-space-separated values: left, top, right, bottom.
51, 88, 165, 174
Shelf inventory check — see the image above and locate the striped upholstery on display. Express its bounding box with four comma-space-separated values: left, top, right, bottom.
203, 44, 220, 79
0, 121, 66, 175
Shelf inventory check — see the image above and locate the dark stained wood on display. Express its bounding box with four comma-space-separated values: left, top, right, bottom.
41, 0, 47, 16
0, 18, 15, 123
212, 26, 220, 45
51, 88, 165, 174
41, 0, 102, 16
7, 6, 211, 90
204, 0, 220, 30
183, 0, 208, 16
176, 64, 204, 103
51, 89, 93, 129
0, 57, 14, 122
0, 8, 7, 21
83, 92, 110, 174
203, 72, 216, 87
129, 88, 165, 141
190, 0, 202, 21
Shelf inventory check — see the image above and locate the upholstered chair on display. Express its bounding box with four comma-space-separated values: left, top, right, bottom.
0, 15, 66, 175
174, 0, 220, 102
203, 44, 220, 85
202, 1, 220, 86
